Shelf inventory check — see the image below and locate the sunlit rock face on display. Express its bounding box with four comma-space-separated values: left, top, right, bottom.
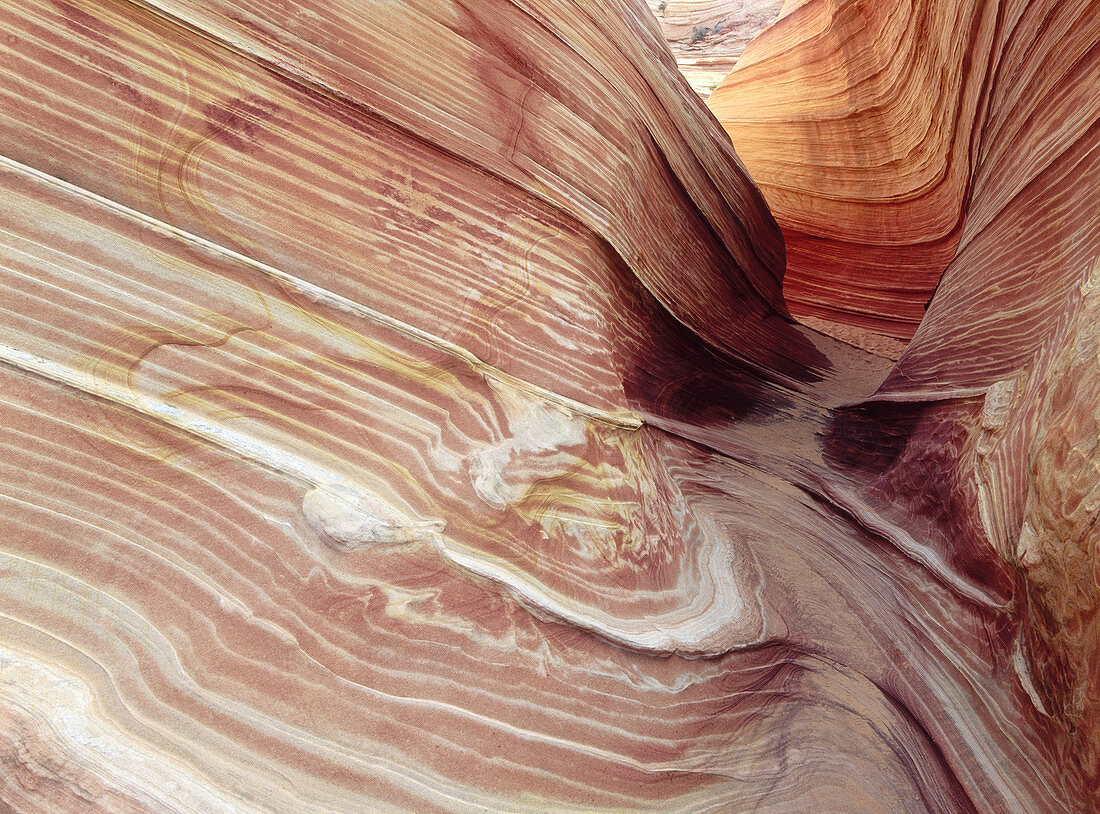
0, 0, 1096, 812
646, 0, 784, 97
709, 0, 1065, 340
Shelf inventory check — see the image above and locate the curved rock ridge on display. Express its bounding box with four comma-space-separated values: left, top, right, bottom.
872, 0, 1100, 783
0, 0, 823, 378
709, 0, 999, 338
0, 0, 1096, 812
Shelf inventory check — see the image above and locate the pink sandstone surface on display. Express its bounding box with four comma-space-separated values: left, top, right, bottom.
0, 0, 1096, 811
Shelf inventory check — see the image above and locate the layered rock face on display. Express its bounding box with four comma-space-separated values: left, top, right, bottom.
709, 0, 1026, 339
0, 0, 1096, 812
647, 0, 784, 97
710, 0, 1100, 798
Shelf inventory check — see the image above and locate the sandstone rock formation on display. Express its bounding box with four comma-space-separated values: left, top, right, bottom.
709, 0, 1028, 339
0, 0, 1095, 811
711, 0, 1100, 797
647, 0, 784, 97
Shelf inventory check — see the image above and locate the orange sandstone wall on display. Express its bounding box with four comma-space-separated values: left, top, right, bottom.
710, 0, 999, 338
713, 0, 1100, 788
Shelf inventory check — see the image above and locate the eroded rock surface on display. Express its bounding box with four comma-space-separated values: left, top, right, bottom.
647, 1, 784, 97
0, 0, 1096, 811
709, 0, 1098, 341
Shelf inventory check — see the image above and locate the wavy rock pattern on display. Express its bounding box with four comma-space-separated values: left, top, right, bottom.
710, 0, 1100, 796
0, 0, 1096, 811
709, 0, 1002, 337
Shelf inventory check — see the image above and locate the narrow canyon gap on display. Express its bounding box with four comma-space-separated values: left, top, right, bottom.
0, 0, 1096, 812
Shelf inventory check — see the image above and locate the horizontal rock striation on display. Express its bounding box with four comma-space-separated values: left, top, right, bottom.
0, 0, 1096, 811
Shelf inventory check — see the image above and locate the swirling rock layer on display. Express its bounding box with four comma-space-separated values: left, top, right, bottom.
711, 0, 1100, 794
709, 0, 1003, 338
0, 0, 1097, 811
